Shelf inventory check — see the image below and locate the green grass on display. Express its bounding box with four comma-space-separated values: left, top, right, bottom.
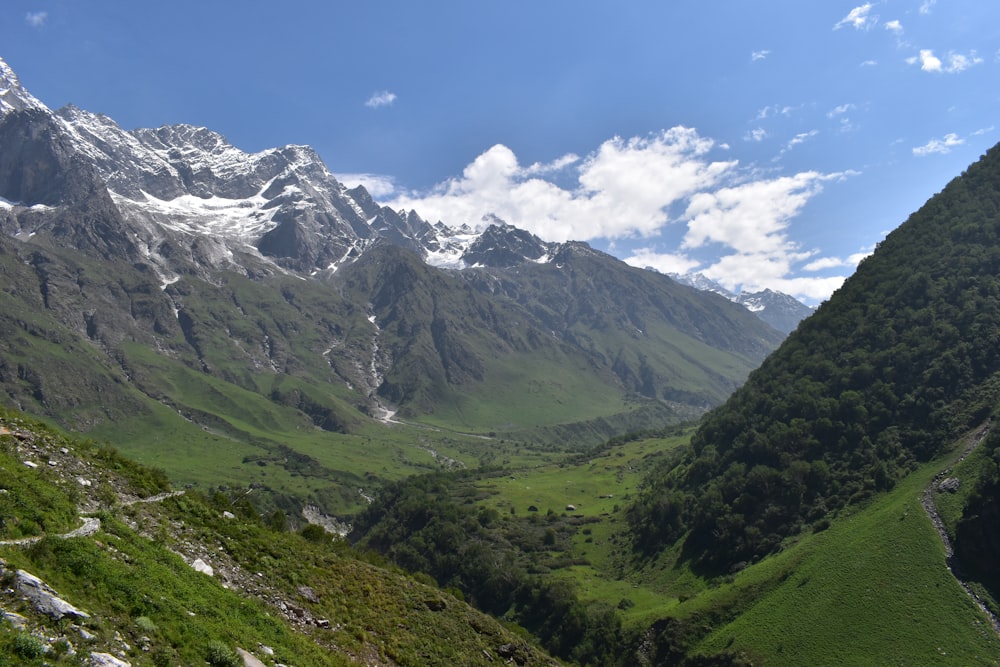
687, 458, 1000, 665
0, 412, 559, 666
464, 423, 1000, 664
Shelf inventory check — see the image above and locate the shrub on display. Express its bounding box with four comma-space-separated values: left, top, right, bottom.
205, 640, 242, 667
13, 633, 45, 659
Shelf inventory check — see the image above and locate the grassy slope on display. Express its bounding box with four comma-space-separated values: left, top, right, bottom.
472, 428, 1000, 664
690, 457, 999, 665
0, 411, 560, 666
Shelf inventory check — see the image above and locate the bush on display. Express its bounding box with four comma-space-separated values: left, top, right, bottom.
13, 633, 45, 659
206, 640, 242, 667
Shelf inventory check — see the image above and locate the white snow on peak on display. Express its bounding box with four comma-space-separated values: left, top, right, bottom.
423, 225, 481, 269
111, 187, 278, 241
0, 57, 48, 117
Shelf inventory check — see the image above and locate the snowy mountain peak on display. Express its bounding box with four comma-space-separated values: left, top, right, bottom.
0, 57, 48, 117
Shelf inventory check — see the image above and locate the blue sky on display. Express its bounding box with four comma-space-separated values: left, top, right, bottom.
2, 1, 998, 304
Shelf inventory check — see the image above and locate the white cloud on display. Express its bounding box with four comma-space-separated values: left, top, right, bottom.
827, 103, 855, 118
834, 4, 877, 31
334, 172, 397, 198
388, 128, 736, 241
884, 20, 903, 35
785, 130, 819, 150
909, 49, 983, 73
681, 172, 839, 255
745, 127, 768, 142
25, 11, 47, 27
523, 153, 580, 176
803, 248, 871, 272
943, 52, 983, 73
908, 49, 941, 71
912, 132, 964, 156
623, 248, 702, 275
387, 128, 849, 301
861, 59, 878, 67
755, 105, 795, 120
751, 50, 771, 62
803, 256, 849, 271
920, 0, 937, 15
365, 91, 397, 108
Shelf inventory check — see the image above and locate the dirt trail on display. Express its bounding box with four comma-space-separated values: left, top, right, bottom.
0, 491, 184, 547
920, 421, 1000, 634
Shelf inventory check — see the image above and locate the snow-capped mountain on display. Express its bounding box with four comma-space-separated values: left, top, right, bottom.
1, 56, 809, 338
0, 55, 789, 439
668, 272, 814, 334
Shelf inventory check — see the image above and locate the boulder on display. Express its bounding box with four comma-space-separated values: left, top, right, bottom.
191, 558, 214, 576
938, 477, 961, 493
89, 653, 131, 667
16, 569, 90, 620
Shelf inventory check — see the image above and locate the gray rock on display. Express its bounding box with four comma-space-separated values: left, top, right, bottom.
2, 609, 28, 628
191, 558, 214, 576
89, 653, 131, 667
938, 477, 961, 493
16, 569, 90, 620
236, 648, 268, 667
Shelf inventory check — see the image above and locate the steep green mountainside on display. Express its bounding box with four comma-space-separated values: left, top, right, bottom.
628, 142, 1000, 573
0, 217, 780, 517
462, 241, 780, 409
0, 408, 559, 666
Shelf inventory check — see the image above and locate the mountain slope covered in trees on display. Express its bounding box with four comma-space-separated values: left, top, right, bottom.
628, 142, 1000, 574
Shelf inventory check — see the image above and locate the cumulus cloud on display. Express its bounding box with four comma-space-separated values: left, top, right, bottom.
623, 248, 702, 275
681, 172, 839, 255
25, 11, 47, 27
387, 128, 851, 301
920, 0, 937, 14
834, 4, 877, 31
745, 128, 768, 142
912, 132, 964, 156
365, 91, 397, 108
884, 20, 903, 35
804, 249, 872, 272
908, 49, 942, 71
388, 128, 735, 241
334, 172, 397, 198
908, 49, 983, 73
751, 50, 771, 62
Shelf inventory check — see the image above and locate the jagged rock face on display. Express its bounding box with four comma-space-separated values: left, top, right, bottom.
0, 109, 82, 206
461, 223, 550, 267
15, 568, 90, 621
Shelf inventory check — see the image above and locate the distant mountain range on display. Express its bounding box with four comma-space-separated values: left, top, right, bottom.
666, 272, 814, 334
0, 55, 785, 455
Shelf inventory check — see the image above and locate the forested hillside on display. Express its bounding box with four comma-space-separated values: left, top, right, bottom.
629, 143, 1000, 573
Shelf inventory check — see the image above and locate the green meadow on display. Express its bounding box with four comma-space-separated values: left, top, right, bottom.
468, 426, 1000, 664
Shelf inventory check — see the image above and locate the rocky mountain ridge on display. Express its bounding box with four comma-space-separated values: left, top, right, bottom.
667, 271, 814, 333
0, 56, 805, 328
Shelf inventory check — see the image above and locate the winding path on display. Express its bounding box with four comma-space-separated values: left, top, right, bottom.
0, 491, 184, 547
920, 422, 1000, 635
